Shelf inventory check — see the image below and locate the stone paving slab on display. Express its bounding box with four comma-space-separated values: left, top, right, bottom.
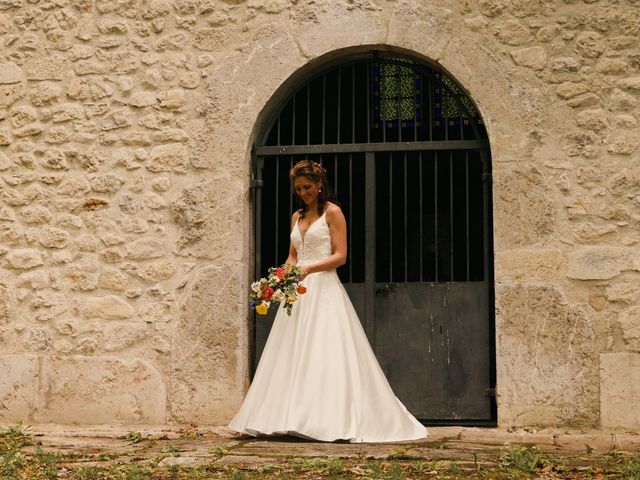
4, 424, 639, 470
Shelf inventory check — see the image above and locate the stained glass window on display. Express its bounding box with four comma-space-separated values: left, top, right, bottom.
433, 72, 481, 127
372, 59, 422, 129
372, 60, 482, 130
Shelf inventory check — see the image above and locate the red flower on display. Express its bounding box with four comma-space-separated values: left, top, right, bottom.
261, 286, 274, 300
274, 267, 286, 280
296, 285, 307, 294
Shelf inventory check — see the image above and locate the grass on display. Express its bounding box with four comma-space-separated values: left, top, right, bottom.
2, 425, 640, 479
499, 444, 550, 473
125, 431, 149, 443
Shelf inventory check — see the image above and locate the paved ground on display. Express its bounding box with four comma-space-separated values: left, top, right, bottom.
17, 424, 640, 470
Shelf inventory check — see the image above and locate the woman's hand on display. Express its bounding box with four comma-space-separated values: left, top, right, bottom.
296, 265, 310, 281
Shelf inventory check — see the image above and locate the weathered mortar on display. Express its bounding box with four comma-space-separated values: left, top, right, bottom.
0, 0, 639, 429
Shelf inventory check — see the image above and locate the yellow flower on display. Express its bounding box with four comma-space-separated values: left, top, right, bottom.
255, 303, 268, 315
287, 296, 297, 303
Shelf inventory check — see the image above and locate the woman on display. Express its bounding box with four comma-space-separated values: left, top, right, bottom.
228, 160, 428, 443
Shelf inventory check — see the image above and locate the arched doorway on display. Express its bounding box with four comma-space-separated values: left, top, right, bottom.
251, 51, 496, 424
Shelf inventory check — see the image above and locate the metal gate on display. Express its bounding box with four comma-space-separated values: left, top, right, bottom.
251, 53, 496, 423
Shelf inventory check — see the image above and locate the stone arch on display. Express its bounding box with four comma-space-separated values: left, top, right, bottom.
244, 44, 498, 422
196, 25, 541, 426
248, 44, 493, 148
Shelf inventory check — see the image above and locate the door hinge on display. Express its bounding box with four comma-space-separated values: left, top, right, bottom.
481, 172, 492, 184
250, 178, 263, 190
483, 387, 496, 398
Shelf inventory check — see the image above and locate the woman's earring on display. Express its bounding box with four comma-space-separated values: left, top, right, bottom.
319, 188, 322, 192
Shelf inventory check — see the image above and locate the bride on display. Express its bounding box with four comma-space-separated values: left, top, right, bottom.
228, 159, 428, 443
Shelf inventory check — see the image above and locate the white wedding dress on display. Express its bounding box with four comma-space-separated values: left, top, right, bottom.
228, 211, 428, 443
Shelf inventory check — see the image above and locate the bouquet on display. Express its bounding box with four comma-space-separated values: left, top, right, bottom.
250, 264, 308, 316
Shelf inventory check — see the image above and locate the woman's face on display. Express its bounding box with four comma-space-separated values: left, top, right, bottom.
293, 175, 322, 205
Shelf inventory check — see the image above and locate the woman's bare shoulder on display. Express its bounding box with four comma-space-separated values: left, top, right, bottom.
324, 202, 344, 221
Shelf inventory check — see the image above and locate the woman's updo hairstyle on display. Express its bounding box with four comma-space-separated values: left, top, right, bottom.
289, 159, 337, 218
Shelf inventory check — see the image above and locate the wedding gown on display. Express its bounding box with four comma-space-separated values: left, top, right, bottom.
227, 211, 428, 443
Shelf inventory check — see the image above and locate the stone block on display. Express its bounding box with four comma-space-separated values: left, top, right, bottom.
39, 226, 70, 249
24, 55, 67, 81
575, 31, 606, 58
126, 238, 164, 260
557, 81, 590, 99
0, 1, 20, 11
82, 295, 134, 319
493, 166, 555, 248
550, 56, 581, 72
493, 19, 531, 46
170, 265, 242, 423
0, 355, 41, 423
495, 249, 565, 282
386, 3, 451, 60
605, 283, 639, 304
511, 46, 547, 70
193, 27, 227, 51
617, 76, 640, 92
567, 247, 626, 280
0, 83, 25, 110
16, 270, 50, 290
4, 249, 43, 269
135, 261, 176, 282
99, 268, 128, 291
10, 106, 37, 128
576, 109, 608, 131
170, 177, 243, 260
595, 58, 628, 75
40, 356, 166, 424
156, 89, 186, 110
496, 284, 597, 427
128, 91, 157, 107
56, 174, 91, 197
90, 173, 124, 193
607, 132, 639, 155
146, 144, 189, 173
64, 264, 99, 291
0, 62, 24, 84
0, 278, 12, 324
618, 306, 640, 343
601, 353, 640, 429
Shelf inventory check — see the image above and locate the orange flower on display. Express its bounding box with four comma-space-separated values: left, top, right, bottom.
296, 285, 307, 294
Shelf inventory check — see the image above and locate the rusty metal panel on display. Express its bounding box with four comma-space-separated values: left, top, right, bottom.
373, 282, 492, 420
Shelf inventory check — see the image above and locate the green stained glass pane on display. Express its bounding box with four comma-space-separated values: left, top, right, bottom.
440, 74, 477, 119
379, 61, 415, 121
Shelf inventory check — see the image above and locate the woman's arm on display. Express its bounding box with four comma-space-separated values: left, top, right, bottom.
284, 210, 300, 266
301, 204, 347, 275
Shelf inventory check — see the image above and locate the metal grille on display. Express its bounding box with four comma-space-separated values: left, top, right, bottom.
258, 153, 366, 284
375, 150, 485, 283
254, 56, 490, 284
261, 57, 487, 148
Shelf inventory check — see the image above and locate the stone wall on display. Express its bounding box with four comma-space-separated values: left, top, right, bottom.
0, 0, 638, 429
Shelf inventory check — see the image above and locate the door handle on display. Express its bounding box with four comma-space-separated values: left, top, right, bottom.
375, 284, 395, 296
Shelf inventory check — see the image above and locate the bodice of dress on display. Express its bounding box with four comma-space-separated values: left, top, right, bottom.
290, 212, 332, 267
